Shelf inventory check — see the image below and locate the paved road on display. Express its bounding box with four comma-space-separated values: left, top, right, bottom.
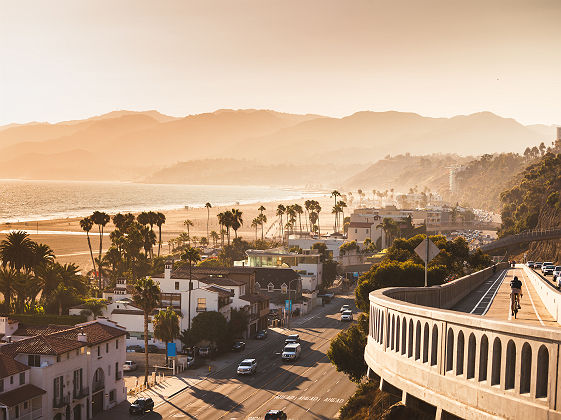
104, 294, 356, 420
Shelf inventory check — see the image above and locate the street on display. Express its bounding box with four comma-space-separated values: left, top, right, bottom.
104, 293, 356, 420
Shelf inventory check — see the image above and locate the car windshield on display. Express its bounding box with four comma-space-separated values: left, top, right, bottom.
284, 348, 295, 353
556, 266, 561, 270
240, 361, 252, 366
133, 399, 144, 405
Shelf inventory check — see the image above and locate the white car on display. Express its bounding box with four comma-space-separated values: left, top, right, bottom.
281, 343, 301, 361
542, 262, 554, 274
237, 358, 257, 375
553, 266, 561, 284
123, 361, 137, 371
340, 304, 351, 313
341, 310, 353, 322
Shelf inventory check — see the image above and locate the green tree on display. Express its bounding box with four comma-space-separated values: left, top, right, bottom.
210, 231, 219, 247
132, 277, 161, 385
153, 306, 181, 365
180, 247, 201, 330
0, 231, 35, 273
183, 219, 194, 246
0, 267, 17, 310
230, 209, 243, 239
276, 205, 286, 239
80, 217, 98, 281
327, 312, 369, 383
155, 212, 166, 257
79, 298, 108, 319
183, 310, 230, 352
91, 211, 110, 289
229, 308, 249, 338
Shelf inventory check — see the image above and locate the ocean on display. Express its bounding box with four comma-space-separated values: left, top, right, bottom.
0, 179, 324, 224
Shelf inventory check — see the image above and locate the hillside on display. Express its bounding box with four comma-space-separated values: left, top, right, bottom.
0, 108, 555, 181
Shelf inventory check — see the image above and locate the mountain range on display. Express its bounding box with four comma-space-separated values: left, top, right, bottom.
0, 109, 556, 185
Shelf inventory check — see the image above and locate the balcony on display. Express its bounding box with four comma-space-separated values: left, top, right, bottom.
19, 408, 42, 420
53, 395, 70, 408
73, 386, 89, 400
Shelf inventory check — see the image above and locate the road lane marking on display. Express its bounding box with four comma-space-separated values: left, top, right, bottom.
520, 269, 545, 326
470, 270, 506, 314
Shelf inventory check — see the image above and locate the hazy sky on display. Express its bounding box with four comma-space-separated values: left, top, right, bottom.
1, 0, 560, 125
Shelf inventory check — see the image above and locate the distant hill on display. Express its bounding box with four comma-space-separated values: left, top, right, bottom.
0, 108, 556, 182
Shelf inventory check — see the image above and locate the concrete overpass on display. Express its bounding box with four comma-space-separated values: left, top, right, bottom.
480, 227, 561, 254
365, 263, 561, 419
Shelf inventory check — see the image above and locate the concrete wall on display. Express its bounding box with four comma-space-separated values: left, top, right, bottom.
365, 264, 561, 419
522, 265, 561, 325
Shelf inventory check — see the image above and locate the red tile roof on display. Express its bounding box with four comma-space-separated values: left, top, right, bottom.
0, 335, 85, 357
0, 353, 29, 379
51, 321, 127, 346
12, 324, 71, 337
0, 384, 46, 407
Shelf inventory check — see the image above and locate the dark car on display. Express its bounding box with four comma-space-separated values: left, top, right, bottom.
255, 330, 268, 340
129, 397, 154, 415
232, 341, 246, 351
147, 344, 159, 353
265, 409, 287, 420
199, 344, 217, 358
126, 345, 143, 353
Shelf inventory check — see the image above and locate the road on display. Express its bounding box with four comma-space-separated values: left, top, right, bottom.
106, 293, 356, 420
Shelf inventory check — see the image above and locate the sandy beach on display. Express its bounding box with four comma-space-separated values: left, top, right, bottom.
0, 196, 341, 271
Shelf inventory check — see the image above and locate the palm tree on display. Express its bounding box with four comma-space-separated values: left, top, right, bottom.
331, 190, 341, 232
304, 200, 314, 232
156, 212, 166, 257
0, 267, 16, 310
276, 205, 286, 239
258, 214, 267, 241
258, 205, 266, 215
205, 203, 212, 244
183, 220, 194, 246
153, 306, 181, 365
337, 200, 347, 233
332, 205, 340, 232
230, 209, 243, 239
217, 212, 226, 247
132, 277, 161, 386
31, 243, 55, 270
91, 211, 110, 289
251, 218, 259, 241
180, 247, 201, 331
0, 231, 35, 273
293, 204, 303, 232
80, 298, 108, 319
210, 231, 219, 247
313, 201, 322, 236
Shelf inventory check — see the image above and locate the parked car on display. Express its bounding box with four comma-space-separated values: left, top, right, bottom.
199, 345, 217, 358
255, 330, 268, 340
123, 361, 137, 371
526, 261, 535, 268
281, 343, 301, 362
185, 356, 196, 368
340, 304, 351, 313
232, 341, 246, 351
147, 344, 159, 353
129, 397, 154, 415
237, 358, 257, 375
126, 345, 143, 353
543, 264, 556, 276
265, 409, 288, 420
341, 310, 353, 322
284, 334, 300, 345
553, 266, 561, 283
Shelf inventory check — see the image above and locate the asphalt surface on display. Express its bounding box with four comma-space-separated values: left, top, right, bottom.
104, 293, 357, 420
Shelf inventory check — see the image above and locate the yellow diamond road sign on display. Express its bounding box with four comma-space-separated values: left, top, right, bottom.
415, 239, 441, 263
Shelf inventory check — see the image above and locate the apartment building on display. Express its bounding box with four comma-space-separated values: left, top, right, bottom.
0, 318, 126, 420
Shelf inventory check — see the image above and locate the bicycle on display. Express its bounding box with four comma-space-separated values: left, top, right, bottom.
511, 292, 521, 318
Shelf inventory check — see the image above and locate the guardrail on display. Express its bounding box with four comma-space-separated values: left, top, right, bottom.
365, 264, 561, 419
480, 227, 561, 253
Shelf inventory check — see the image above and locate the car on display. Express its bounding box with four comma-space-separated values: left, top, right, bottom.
553, 266, 561, 282
237, 358, 257, 375
199, 345, 217, 358
535, 262, 543, 269
542, 262, 554, 273
232, 341, 246, 351
265, 409, 288, 420
340, 304, 351, 313
544, 264, 556, 275
126, 345, 143, 353
123, 361, 137, 371
129, 397, 154, 414
341, 310, 353, 322
255, 330, 268, 340
284, 334, 300, 345
281, 343, 301, 362
526, 261, 535, 268
147, 344, 159, 353
185, 356, 196, 368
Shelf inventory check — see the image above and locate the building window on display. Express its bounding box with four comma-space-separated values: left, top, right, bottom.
281, 283, 288, 294
23, 402, 28, 409
10, 376, 13, 384
19, 372, 25, 385
106, 343, 109, 353
109, 389, 116, 402
268, 283, 274, 292
126, 333, 130, 339
56, 355, 61, 363
116, 339, 119, 349
355, 229, 357, 233
0, 378, 4, 393
175, 281, 179, 290
73, 369, 83, 395
197, 298, 206, 312
15, 406, 19, 418
54, 376, 63, 403
98, 346, 101, 357
28, 355, 40, 367
366, 229, 369, 233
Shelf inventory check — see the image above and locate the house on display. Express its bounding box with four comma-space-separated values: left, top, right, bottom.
0, 317, 126, 419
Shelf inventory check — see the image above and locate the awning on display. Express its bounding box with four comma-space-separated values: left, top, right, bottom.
0, 384, 46, 407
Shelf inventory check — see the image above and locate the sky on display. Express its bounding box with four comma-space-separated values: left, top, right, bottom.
1, 0, 560, 126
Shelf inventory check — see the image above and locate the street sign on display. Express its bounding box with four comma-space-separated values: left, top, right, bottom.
285, 299, 292, 312
167, 342, 176, 358
414, 238, 441, 263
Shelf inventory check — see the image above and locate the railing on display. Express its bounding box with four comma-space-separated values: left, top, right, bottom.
365, 263, 561, 419
73, 385, 89, 400
480, 227, 561, 253
53, 395, 69, 408
19, 408, 42, 420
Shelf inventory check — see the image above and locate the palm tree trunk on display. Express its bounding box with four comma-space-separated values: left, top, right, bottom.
86, 233, 97, 285
158, 226, 162, 257
207, 210, 210, 245
144, 315, 149, 385
188, 262, 192, 331
98, 226, 104, 291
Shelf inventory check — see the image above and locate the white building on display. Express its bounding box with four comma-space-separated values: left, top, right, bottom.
287, 235, 346, 260
0, 317, 126, 419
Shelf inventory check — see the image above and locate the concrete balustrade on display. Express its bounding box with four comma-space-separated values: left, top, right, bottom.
365, 265, 561, 419
522, 265, 561, 324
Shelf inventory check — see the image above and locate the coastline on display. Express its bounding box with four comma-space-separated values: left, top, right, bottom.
0, 194, 339, 271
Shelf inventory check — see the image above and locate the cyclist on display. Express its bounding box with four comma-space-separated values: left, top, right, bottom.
510, 275, 523, 315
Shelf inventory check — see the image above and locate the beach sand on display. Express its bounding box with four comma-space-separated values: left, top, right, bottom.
0, 196, 343, 271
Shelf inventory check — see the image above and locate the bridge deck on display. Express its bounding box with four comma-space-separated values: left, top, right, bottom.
454, 266, 558, 328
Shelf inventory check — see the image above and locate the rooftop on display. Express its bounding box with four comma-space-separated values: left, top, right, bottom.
0, 353, 29, 379
0, 384, 46, 407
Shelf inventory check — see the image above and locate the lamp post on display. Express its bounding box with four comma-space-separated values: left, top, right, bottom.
287, 278, 298, 329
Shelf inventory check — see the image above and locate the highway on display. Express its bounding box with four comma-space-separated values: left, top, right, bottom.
109, 293, 356, 420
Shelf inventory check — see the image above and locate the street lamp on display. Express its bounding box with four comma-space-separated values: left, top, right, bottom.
287, 278, 299, 329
